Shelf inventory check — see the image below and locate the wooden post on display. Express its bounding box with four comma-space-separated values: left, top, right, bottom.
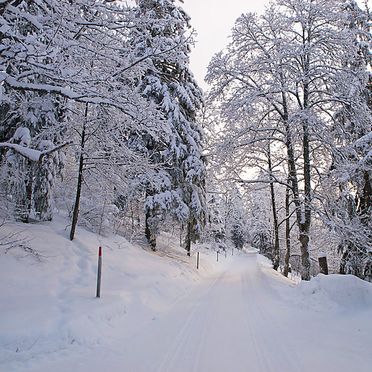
217, 251, 219, 262
196, 252, 200, 270
96, 246, 102, 298
225, 250, 227, 258
318, 254, 328, 275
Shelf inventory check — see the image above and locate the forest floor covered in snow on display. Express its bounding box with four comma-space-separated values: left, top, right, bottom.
1, 217, 372, 372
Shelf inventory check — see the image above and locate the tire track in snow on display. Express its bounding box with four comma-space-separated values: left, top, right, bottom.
241, 259, 305, 372
241, 275, 273, 372
191, 302, 215, 372
154, 272, 227, 372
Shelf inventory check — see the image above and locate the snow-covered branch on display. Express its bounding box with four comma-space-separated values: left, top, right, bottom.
0, 141, 72, 162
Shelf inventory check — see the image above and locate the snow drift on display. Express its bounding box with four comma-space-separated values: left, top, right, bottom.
298, 273, 372, 311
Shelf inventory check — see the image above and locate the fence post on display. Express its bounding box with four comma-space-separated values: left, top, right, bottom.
217, 251, 219, 262
197, 252, 200, 270
96, 246, 102, 298
318, 253, 328, 275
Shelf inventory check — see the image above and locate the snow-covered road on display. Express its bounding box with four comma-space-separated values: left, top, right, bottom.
6, 251, 372, 372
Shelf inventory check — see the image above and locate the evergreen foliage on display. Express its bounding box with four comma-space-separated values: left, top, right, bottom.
134, 0, 206, 253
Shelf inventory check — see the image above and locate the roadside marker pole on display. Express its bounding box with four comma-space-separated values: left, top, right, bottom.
96, 246, 102, 298
197, 252, 200, 270
217, 251, 219, 262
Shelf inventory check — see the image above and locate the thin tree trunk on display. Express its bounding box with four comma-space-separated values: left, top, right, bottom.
184, 220, 191, 256
360, 171, 371, 221
267, 143, 280, 271
98, 193, 107, 236
299, 54, 312, 280
24, 167, 33, 221
298, 124, 311, 280
69, 104, 88, 241
145, 207, 156, 251
283, 181, 291, 277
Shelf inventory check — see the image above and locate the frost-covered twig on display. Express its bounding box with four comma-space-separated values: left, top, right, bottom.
0, 220, 42, 261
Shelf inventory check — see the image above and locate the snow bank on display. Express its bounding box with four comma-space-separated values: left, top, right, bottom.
0, 216, 218, 365
297, 274, 372, 312
254, 252, 372, 313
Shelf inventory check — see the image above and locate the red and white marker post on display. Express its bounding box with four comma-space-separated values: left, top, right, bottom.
96, 246, 102, 298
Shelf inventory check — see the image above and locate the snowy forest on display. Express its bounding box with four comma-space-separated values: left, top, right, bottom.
1, 0, 372, 371
1, 0, 370, 281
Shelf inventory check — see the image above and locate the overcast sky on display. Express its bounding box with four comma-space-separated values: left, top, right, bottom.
182, 0, 270, 90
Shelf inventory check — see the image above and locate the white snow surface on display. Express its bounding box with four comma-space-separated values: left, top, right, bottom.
1, 218, 372, 372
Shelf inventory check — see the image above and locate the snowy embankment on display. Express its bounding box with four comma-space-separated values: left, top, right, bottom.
0, 216, 221, 367
1, 218, 372, 372
259, 253, 372, 312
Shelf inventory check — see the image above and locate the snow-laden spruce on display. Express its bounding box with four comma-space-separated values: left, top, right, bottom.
131, 0, 206, 254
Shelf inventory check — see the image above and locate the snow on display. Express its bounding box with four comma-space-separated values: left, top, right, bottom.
12, 127, 31, 147
297, 274, 372, 311
0, 142, 42, 161
1, 217, 372, 372
318, 251, 327, 258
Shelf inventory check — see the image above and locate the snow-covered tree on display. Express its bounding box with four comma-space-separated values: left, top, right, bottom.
1, 0, 171, 237
206, 191, 226, 244
1, 126, 67, 222
0, 0, 68, 220
321, 1, 372, 280
245, 187, 273, 258
207, 0, 368, 280
133, 0, 206, 254
228, 189, 246, 250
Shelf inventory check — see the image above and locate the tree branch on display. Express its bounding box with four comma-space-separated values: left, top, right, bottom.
0, 141, 72, 162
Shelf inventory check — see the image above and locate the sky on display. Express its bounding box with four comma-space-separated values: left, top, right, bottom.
182, 0, 270, 90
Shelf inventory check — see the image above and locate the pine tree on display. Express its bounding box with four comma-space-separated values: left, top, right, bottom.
134, 0, 206, 253
1, 0, 168, 234
1, 0, 66, 221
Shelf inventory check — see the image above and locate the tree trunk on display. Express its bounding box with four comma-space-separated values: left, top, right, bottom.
69, 104, 88, 241
299, 228, 311, 280
184, 220, 192, 256
298, 123, 312, 280
300, 68, 312, 280
267, 143, 280, 271
283, 91, 311, 280
145, 208, 156, 251
180, 223, 183, 246
283, 182, 291, 277
359, 171, 371, 222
